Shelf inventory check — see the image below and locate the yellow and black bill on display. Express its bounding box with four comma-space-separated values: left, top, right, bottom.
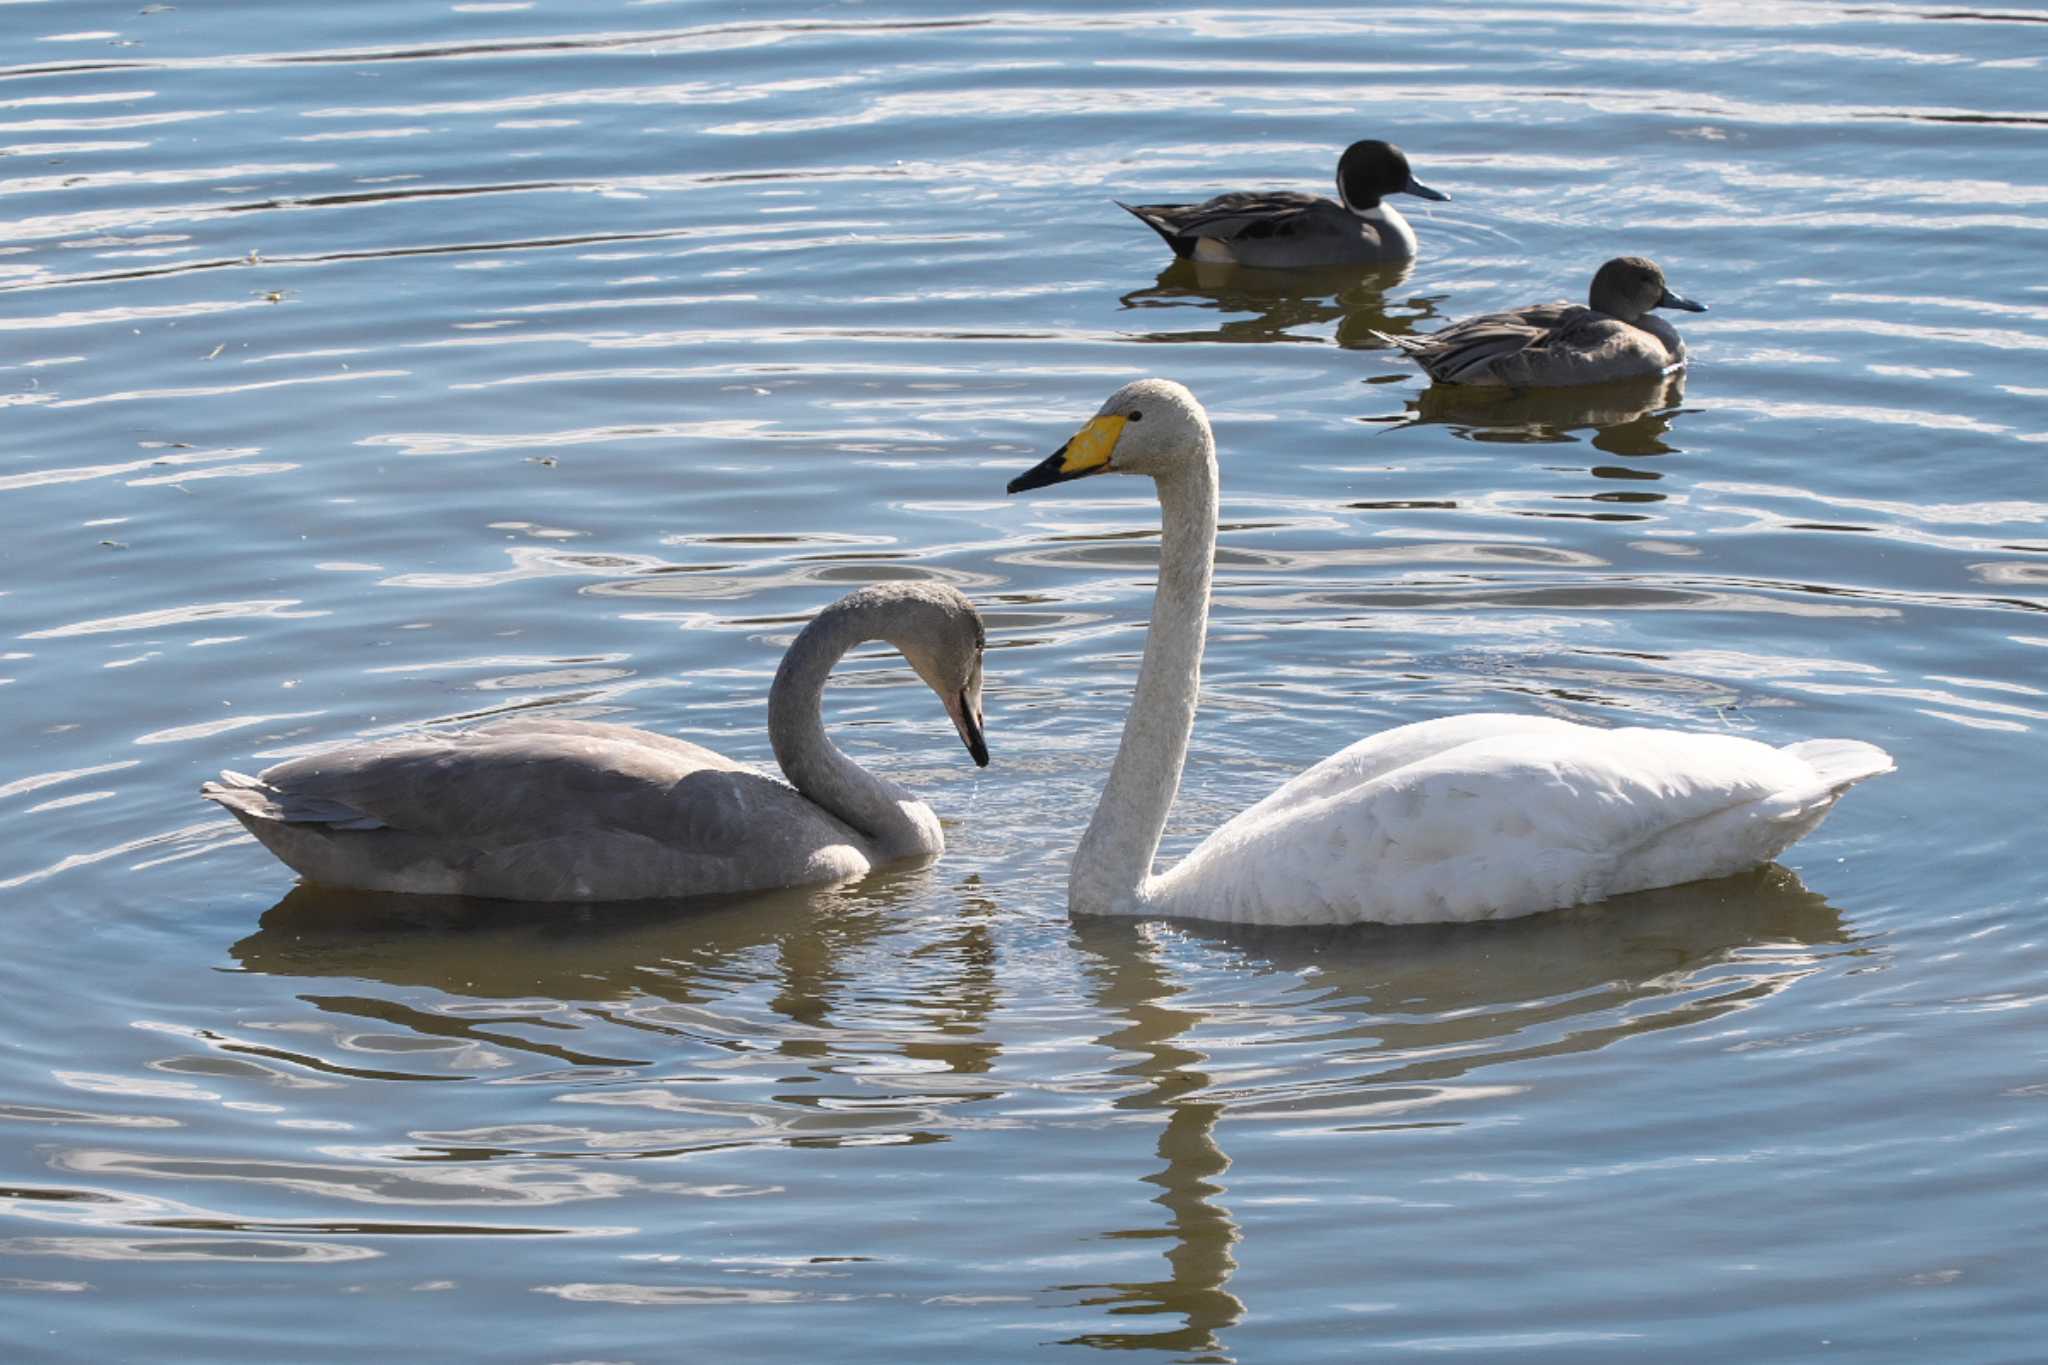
1005, 413, 1127, 494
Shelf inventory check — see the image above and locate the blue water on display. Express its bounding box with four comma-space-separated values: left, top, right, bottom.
2, 1, 2045, 1359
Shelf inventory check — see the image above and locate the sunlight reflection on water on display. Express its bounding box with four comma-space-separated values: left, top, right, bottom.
1, 0, 2044, 1358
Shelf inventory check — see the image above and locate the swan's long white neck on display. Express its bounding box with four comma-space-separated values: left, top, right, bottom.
1069, 449, 1219, 914
768, 603, 941, 861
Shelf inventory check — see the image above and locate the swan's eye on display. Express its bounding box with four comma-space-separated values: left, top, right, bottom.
1127, 411, 1143, 423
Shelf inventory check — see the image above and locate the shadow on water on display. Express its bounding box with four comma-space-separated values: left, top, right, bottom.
1118, 259, 1438, 348
1371, 373, 1695, 460
1051, 865, 1853, 1355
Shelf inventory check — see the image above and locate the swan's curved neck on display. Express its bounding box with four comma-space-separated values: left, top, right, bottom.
1070, 453, 1219, 914
768, 603, 940, 860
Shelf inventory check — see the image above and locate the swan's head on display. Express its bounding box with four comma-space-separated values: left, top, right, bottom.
875, 584, 988, 768
1589, 256, 1707, 323
1005, 378, 1212, 493
1337, 139, 1449, 213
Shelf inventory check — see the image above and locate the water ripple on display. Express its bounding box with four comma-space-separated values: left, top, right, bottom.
1, 0, 2042, 1355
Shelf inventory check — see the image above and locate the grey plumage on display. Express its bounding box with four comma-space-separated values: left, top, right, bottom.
1377, 256, 1708, 387
1118, 139, 1448, 269
202, 584, 989, 903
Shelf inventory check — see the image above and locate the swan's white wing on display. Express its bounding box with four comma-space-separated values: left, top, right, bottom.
1153, 721, 1891, 926
1221, 713, 1591, 828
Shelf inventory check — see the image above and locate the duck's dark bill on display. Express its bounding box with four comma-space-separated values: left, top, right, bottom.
1403, 175, 1451, 203
1007, 442, 1097, 494
1658, 287, 1708, 313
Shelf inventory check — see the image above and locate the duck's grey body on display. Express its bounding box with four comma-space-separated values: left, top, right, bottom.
1120, 194, 1422, 269
1119, 139, 1447, 269
1379, 256, 1707, 387
202, 584, 989, 903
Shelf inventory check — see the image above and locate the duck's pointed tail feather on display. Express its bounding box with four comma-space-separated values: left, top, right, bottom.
1115, 200, 1195, 256
1369, 329, 1429, 357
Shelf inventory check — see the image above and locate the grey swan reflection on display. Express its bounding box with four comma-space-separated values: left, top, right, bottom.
231, 861, 950, 1002
204, 584, 989, 903
227, 866, 1008, 1129
225, 879, 922, 1083
1052, 865, 1851, 1354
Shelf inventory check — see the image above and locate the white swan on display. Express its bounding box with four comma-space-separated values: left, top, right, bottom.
202, 583, 988, 902
1005, 379, 1891, 925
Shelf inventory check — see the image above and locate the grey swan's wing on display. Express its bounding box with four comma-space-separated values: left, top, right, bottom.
203, 718, 872, 899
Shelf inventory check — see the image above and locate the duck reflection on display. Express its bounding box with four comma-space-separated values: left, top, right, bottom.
1120, 259, 1432, 349
1382, 372, 1693, 460
1054, 865, 1850, 1355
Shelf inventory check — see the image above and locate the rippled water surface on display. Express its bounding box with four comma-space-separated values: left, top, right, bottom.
4, 1, 2046, 1359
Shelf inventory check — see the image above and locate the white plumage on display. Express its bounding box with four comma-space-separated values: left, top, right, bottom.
1154, 717, 1889, 925
1006, 379, 1891, 925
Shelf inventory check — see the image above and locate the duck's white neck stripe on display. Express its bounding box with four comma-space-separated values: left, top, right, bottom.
1352, 202, 1417, 256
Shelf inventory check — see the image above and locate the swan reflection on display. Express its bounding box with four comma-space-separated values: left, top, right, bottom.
227, 863, 1006, 1113
1119, 259, 1431, 349
1054, 866, 1850, 1354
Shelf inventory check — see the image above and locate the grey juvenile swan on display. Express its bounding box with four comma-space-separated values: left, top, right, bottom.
202, 583, 989, 902
1376, 256, 1708, 387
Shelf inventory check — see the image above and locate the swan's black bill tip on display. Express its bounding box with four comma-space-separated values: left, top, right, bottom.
956, 691, 989, 767
1006, 444, 1076, 495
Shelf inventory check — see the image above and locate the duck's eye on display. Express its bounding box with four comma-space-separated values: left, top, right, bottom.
1128, 411, 1143, 423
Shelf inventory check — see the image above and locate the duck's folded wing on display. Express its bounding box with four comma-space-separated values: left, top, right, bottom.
1381, 302, 1589, 383
202, 719, 796, 855
1121, 191, 1327, 243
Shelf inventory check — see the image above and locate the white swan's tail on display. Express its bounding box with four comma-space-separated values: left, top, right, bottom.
1781, 738, 1895, 796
